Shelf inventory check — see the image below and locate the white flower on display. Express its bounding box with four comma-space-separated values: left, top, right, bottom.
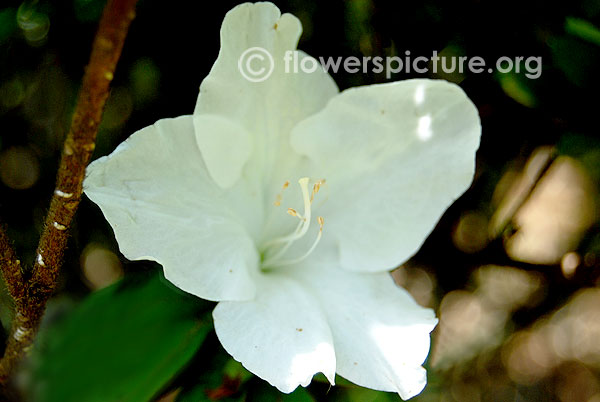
84, 2, 480, 399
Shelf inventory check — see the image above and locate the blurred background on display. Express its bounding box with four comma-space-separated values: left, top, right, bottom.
0, 0, 599, 401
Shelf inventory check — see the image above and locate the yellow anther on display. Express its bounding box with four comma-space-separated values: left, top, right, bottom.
262, 177, 327, 268
311, 179, 326, 202
274, 181, 290, 206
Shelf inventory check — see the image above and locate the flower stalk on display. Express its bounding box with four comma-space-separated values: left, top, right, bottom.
0, 0, 138, 384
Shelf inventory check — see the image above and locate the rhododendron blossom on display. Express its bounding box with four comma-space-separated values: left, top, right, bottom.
84, 2, 481, 399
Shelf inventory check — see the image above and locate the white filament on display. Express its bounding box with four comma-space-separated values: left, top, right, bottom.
261, 177, 324, 268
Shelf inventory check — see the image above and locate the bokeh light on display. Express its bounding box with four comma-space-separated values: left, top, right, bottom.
80, 244, 123, 290
0, 146, 40, 189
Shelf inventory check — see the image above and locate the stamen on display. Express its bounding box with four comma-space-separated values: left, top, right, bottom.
261, 178, 326, 269
261, 221, 303, 266
262, 178, 312, 250
272, 217, 324, 267
274, 181, 291, 206
310, 179, 325, 202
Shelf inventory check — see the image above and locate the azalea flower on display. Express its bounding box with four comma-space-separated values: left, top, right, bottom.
83, 2, 480, 399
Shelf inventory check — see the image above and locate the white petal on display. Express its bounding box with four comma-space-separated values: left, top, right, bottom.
213, 273, 336, 393
292, 263, 437, 399
84, 116, 259, 302
290, 79, 481, 272
194, 3, 338, 187
193, 115, 252, 189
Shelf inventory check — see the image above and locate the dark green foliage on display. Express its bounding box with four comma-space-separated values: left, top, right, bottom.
32, 271, 213, 402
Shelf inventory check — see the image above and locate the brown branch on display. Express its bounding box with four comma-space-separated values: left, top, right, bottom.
0, 0, 138, 383
0, 226, 25, 306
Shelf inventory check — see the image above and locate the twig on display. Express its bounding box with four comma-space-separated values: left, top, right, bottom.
0, 227, 25, 306
0, 0, 138, 383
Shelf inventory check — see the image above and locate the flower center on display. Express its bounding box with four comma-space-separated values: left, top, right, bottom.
260, 177, 325, 269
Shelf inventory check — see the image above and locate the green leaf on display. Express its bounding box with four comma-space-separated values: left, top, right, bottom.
549, 35, 600, 87
324, 387, 398, 402
179, 356, 317, 402
176, 383, 245, 402
223, 359, 253, 385
176, 341, 249, 402
312, 373, 358, 388
565, 17, 600, 46
33, 270, 212, 402
0, 8, 17, 44
557, 132, 600, 183
245, 380, 316, 402
496, 72, 537, 108
311, 375, 400, 401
